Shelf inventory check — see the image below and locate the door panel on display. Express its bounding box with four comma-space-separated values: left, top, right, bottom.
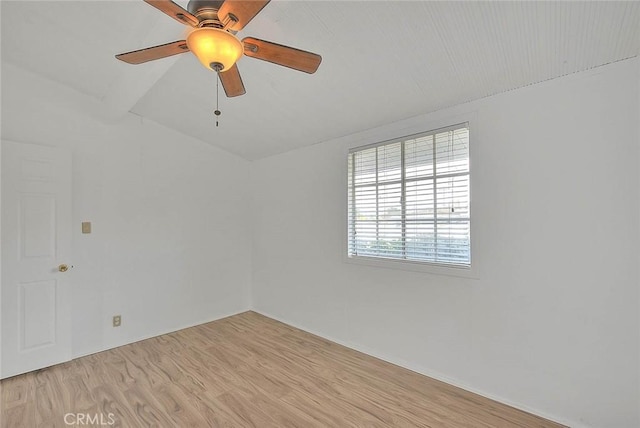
20, 280, 57, 350
2, 141, 72, 378
20, 194, 57, 259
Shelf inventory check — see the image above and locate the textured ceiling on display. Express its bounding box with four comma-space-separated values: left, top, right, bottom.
2, 1, 639, 160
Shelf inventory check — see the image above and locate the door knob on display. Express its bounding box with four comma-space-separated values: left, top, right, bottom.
58, 264, 69, 272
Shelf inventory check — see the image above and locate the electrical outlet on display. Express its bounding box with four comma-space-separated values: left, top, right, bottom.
112, 315, 121, 327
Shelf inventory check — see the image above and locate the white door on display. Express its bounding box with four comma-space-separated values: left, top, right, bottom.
1, 141, 72, 378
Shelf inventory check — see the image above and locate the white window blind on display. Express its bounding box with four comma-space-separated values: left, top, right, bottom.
348, 123, 470, 266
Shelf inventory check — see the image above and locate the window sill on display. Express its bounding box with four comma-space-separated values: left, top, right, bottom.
344, 255, 479, 279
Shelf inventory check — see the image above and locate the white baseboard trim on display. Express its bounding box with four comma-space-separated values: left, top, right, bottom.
71, 309, 250, 361
251, 309, 583, 428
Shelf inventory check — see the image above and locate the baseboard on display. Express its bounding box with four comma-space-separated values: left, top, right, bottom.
71, 309, 251, 361
251, 309, 581, 428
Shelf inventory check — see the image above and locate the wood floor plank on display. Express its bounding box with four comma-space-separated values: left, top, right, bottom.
1, 311, 565, 428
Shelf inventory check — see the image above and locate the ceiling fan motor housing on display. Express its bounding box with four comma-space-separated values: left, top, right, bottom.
187, 0, 225, 28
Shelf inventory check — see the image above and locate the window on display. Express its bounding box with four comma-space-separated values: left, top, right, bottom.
347, 123, 470, 267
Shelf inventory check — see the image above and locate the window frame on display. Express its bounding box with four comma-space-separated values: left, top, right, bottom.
343, 115, 479, 279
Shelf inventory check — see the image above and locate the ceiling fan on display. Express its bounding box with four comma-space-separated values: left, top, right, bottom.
116, 0, 322, 97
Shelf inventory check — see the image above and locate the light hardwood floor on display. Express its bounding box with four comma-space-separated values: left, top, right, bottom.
1, 311, 564, 427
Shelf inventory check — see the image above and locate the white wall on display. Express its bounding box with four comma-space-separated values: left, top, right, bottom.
251, 58, 640, 428
1, 63, 252, 358
637, 58, 640, 421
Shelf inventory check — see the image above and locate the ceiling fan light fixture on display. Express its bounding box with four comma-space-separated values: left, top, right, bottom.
186, 27, 243, 72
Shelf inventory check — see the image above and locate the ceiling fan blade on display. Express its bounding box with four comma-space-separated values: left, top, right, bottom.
116, 40, 189, 64
219, 64, 246, 97
242, 37, 322, 74
144, 0, 199, 27
218, 0, 270, 31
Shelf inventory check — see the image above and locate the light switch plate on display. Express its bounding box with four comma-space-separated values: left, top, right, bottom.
82, 222, 91, 234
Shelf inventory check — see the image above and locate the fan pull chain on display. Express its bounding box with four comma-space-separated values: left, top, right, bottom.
214, 70, 221, 127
